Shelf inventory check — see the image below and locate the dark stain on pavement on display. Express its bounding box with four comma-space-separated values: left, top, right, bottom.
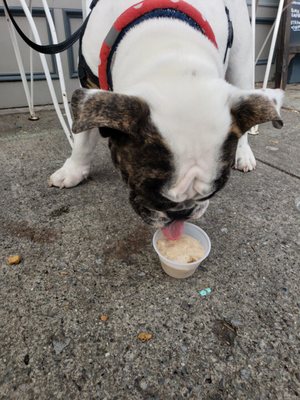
50, 205, 70, 218
4, 220, 58, 243
213, 320, 237, 346
103, 225, 152, 262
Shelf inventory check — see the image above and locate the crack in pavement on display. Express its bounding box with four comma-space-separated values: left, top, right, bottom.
256, 158, 300, 180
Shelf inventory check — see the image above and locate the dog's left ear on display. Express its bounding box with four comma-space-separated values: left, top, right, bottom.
71, 88, 150, 135
230, 88, 284, 134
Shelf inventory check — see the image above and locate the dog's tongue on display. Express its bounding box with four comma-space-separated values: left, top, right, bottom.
162, 221, 184, 240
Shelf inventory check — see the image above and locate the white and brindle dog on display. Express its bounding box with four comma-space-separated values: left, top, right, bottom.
49, 0, 283, 228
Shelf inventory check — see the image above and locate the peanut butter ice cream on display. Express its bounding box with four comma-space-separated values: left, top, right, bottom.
157, 234, 205, 263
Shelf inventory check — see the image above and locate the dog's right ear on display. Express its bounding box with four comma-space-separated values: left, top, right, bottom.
71, 88, 150, 135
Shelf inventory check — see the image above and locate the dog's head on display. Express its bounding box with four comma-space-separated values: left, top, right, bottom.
71, 84, 283, 227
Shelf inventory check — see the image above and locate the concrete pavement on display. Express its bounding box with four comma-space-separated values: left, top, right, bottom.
0, 86, 299, 400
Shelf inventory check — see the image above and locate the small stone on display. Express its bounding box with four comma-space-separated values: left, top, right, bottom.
265, 146, 279, 151
59, 271, 69, 276
52, 339, 70, 355
7, 255, 22, 265
221, 227, 228, 233
230, 319, 243, 327
137, 332, 153, 342
99, 314, 109, 321
240, 369, 251, 380
95, 258, 102, 265
139, 379, 148, 390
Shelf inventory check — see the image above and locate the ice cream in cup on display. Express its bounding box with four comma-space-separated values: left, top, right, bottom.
152, 222, 211, 279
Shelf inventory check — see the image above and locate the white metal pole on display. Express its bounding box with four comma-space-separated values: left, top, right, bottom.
19, 0, 73, 146
256, 2, 291, 65
250, 0, 259, 135
3, 6, 35, 117
29, 0, 33, 108
82, 0, 91, 20
29, 0, 39, 120
256, 23, 275, 64
251, 0, 256, 88
30, 47, 34, 110
263, 0, 285, 88
82, 0, 88, 19
42, 0, 73, 131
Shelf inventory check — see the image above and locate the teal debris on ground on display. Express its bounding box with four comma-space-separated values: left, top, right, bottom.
198, 288, 212, 297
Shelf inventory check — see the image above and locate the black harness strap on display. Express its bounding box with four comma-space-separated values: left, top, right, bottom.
223, 6, 234, 64
2, 0, 99, 55
78, 37, 100, 89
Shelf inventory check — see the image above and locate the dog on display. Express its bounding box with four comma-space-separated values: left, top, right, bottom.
49, 0, 283, 228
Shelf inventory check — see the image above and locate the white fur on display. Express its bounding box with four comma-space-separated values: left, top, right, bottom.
82, 0, 230, 77
50, 0, 282, 204
233, 88, 284, 172
235, 133, 256, 172
49, 128, 99, 188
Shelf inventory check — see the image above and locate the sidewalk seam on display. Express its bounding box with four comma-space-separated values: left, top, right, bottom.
256, 158, 300, 180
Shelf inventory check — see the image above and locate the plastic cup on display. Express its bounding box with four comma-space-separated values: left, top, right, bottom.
152, 222, 211, 279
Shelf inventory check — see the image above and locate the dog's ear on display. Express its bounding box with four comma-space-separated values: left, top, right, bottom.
230, 88, 284, 134
71, 88, 150, 135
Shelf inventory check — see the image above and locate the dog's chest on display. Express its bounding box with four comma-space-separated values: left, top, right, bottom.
82, 0, 231, 75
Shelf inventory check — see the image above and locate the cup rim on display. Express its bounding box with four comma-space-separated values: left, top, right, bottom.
152, 222, 211, 270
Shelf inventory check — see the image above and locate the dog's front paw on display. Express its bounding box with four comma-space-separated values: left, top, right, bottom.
48, 158, 90, 188
249, 125, 259, 135
234, 143, 256, 172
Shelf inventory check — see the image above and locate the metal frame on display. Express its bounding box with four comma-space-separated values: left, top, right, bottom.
3, 5, 36, 118
3, 1, 74, 146
255, 17, 276, 65
0, 7, 58, 82
63, 9, 83, 79
41, 0, 73, 134
262, 0, 285, 88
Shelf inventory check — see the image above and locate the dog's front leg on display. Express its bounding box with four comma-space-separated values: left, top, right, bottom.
49, 128, 99, 188
225, 1, 257, 172
234, 132, 256, 172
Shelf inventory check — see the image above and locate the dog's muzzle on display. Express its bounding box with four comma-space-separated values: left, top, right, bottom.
151, 200, 209, 228
166, 200, 209, 222
189, 199, 209, 219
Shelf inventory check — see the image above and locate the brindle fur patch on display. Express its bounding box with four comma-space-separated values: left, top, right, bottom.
231, 94, 283, 133
106, 119, 176, 219
71, 89, 150, 135
214, 131, 238, 193
230, 122, 242, 139
71, 88, 176, 224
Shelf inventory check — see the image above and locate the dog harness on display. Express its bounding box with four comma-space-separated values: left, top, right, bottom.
78, 0, 233, 91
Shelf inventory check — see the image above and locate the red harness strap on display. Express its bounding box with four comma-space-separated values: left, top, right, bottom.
98, 0, 218, 91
